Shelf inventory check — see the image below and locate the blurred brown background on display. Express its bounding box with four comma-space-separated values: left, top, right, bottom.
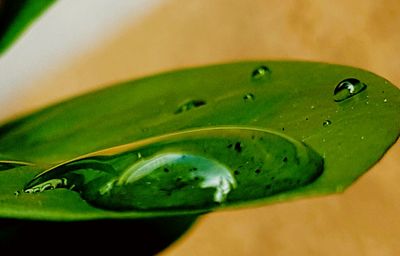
10, 0, 400, 255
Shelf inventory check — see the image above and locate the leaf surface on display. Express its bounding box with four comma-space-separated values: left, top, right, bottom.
0, 61, 398, 220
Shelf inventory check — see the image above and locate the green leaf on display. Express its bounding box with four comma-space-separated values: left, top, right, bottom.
0, 61, 399, 221
0, 0, 56, 55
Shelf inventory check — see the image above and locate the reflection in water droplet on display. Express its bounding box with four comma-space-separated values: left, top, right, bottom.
14, 191, 20, 196
333, 78, 367, 102
25, 178, 68, 193
323, 120, 332, 127
383, 98, 388, 103
175, 100, 206, 114
243, 93, 255, 102
24, 127, 323, 211
116, 153, 236, 205
251, 65, 271, 81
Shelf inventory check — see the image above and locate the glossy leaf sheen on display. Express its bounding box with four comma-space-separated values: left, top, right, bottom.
0, 61, 399, 220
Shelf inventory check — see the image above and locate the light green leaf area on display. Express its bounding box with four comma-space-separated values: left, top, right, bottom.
0, 0, 56, 55
0, 61, 399, 220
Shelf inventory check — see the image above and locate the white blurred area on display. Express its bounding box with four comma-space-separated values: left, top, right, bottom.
0, 0, 163, 121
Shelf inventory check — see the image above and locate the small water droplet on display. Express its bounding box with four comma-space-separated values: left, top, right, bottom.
333, 78, 367, 102
323, 120, 332, 127
243, 93, 255, 102
251, 65, 271, 81
175, 100, 206, 114
310, 105, 315, 110
383, 98, 388, 103
361, 136, 365, 140
14, 191, 20, 196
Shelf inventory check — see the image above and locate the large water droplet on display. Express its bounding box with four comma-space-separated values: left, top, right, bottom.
333, 78, 367, 102
251, 65, 271, 81
24, 127, 323, 211
175, 100, 206, 114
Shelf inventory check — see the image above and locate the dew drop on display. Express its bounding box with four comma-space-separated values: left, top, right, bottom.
175, 99, 206, 114
251, 65, 271, 81
323, 120, 332, 127
243, 93, 255, 102
24, 127, 323, 211
333, 78, 367, 102
383, 98, 388, 103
